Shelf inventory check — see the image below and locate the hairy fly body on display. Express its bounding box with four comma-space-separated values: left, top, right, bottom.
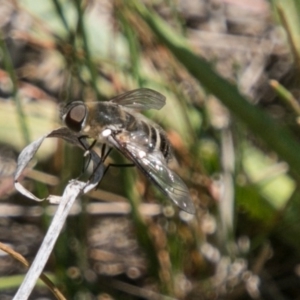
61, 88, 195, 214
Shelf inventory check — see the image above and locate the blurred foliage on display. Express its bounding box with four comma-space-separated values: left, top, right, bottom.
1, 0, 300, 299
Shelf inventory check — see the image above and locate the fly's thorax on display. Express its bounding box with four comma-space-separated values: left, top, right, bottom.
79, 102, 120, 139
87, 102, 130, 126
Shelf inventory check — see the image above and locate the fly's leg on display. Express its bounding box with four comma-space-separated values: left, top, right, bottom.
92, 144, 112, 180
78, 136, 97, 176
100, 144, 135, 176
91, 144, 136, 189
102, 163, 135, 179
85, 139, 136, 189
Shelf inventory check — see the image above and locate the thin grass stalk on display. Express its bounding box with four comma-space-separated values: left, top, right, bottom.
51, 0, 70, 33
50, 0, 90, 102
269, 79, 300, 116
122, 168, 161, 280
118, 11, 143, 86
0, 242, 66, 299
74, 0, 100, 98
276, 1, 300, 73
0, 34, 30, 145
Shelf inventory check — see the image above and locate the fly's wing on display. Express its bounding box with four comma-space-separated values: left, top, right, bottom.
109, 132, 195, 214
109, 88, 166, 110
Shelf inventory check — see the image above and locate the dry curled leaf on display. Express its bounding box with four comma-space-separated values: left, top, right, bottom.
13, 127, 105, 300
14, 127, 104, 202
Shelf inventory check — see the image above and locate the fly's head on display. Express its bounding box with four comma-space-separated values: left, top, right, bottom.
61, 101, 87, 133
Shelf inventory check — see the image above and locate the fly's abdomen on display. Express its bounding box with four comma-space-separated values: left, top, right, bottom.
139, 120, 171, 160
158, 131, 171, 160
116, 108, 172, 160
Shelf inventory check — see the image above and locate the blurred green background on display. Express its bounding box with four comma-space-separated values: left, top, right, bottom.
1, 0, 300, 299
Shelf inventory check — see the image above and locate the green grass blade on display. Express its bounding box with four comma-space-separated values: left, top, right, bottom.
132, 2, 300, 178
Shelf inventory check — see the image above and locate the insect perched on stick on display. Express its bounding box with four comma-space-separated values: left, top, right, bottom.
60, 88, 195, 214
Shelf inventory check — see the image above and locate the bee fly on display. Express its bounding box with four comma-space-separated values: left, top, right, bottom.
61, 88, 195, 214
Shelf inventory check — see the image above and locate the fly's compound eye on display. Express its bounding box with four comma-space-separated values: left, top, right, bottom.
65, 104, 87, 132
